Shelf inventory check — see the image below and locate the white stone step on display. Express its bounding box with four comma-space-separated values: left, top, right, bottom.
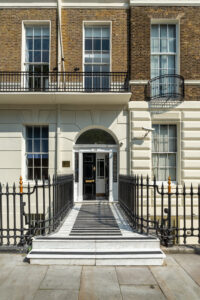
27, 248, 165, 266
32, 237, 161, 251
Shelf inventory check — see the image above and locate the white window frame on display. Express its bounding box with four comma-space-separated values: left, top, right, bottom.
152, 124, 177, 183
151, 19, 180, 76
21, 20, 51, 72
82, 21, 112, 74
25, 125, 49, 181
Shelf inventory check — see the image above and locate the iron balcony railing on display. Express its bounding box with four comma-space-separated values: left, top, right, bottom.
0, 71, 129, 93
147, 74, 184, 101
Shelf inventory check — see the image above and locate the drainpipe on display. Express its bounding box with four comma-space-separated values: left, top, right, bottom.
57, 0, 65, 72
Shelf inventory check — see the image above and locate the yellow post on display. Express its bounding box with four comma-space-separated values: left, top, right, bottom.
19, 176, 23, 193
168, 176, 171, 194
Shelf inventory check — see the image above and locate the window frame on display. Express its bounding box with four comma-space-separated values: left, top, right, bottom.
25, 125, 49, 181
150, 19, 180, 78
152, 124, 178, 183
82, 21, 112, 73
21, 20, 51, 73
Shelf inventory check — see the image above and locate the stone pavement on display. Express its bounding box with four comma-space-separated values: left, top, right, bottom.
0, 253, 200, 300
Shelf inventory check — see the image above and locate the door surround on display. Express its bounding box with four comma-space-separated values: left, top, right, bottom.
74, 144, 118, 202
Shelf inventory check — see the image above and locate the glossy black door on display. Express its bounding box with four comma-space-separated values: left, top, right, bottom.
83, 153, 96, 200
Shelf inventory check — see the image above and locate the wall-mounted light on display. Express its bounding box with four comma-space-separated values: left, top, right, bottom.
142, 126, 155, 137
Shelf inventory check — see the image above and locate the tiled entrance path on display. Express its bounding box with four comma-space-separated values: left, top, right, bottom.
70, 203, 122, 236
0, 253, 200, 299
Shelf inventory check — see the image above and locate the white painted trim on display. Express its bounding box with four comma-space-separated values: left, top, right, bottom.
1, 0, 200, 9
130, 0, 200, 6
129, 80, 148, 85
21, 20, 51, 72
184, 80, 200, 85
0, 1, 129, 9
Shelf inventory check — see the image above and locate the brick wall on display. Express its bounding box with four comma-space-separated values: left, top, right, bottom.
0, 9, 58, 72
61, 9, 129, 72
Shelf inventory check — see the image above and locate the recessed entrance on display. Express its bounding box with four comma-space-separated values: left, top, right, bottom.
74, 128, 118, 202
83, 152, 109, 200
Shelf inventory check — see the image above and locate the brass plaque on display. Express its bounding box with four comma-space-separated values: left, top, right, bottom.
62, 161, 70, 168
85, 180, 95, 183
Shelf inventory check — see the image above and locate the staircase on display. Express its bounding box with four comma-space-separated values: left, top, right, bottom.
27, 202, 165, 265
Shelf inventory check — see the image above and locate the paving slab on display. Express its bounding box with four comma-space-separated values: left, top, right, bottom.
116, 266, 156, 285
0, 254, 26, 285
0, 265, 47, 300
40, 265, 82, 290
171, 254, 200, 286
34, 289, 79, 300
120, 285, 166, 300
79, 266, 122, 300
150, 264, 200, 300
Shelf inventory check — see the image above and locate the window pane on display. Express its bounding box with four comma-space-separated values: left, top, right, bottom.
34, 27, 41, 37
102, 53, 110, 63
26, 27, 33, 37
169, 125, 177, 138
34, 39, 41, 50
85, 27, 92, 38
43, 39, 49, 50
26, 140, 32, 152
168, 25, 176, 38
28, 168, 33, 180
159, 154, 167, 167
168, 56, 175, 69
93, 53, 101, 63
160, 39, 168, 52
26, 39, 33, 50
168, 154, 176, 167
160, 25, 167, 37
169, 138, 177, 152
42, 26, 49, 38
94, 39, 101, 50
85, 39, 92, 50
151, 56, 159, 69
42, 51, 49, 63
34, 139, 40, 152
42, 140, 48, 152
34, 51, 41, 62
34, 155, 41, 167
26, 127, 32, 138
93, 27, 101, 38
169, 39, 176, 52
42, 127, 48, 138
102, 27, 109, 38
34, 127, 40, 138
102, 39, 109, 51
27, 154, 33, 167
42, 154, 48, 167
151, 38, 159, 53
160, 56, 168, 69
42, 168, 48, 180
170, 168, 176, 181
34, 168, 41, 180
151, 25, 159, 38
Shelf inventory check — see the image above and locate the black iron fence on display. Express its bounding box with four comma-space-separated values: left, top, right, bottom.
0, 71, 129, 93
119, 175, 200, 247
146, 74, 184, 101
0, 174, 73, 247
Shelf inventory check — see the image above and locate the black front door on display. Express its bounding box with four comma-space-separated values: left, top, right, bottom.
83, 153, 96, 200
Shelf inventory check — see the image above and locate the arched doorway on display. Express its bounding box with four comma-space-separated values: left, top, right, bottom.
74, 129, 118, 201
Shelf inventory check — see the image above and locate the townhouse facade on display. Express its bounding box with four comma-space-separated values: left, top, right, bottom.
0, 0, 200, 206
